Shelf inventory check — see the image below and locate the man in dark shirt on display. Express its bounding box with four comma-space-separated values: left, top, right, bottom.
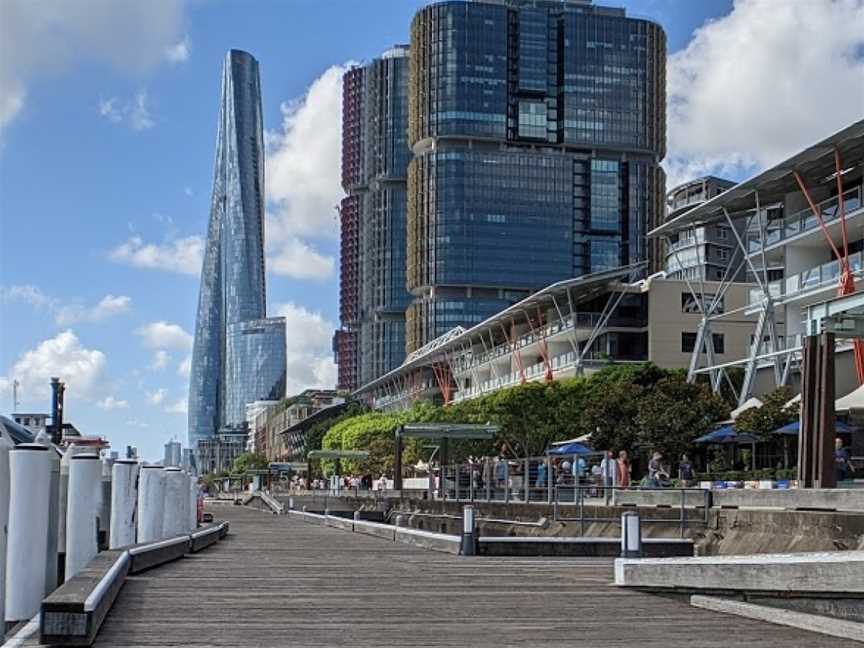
835, 438, 854, 483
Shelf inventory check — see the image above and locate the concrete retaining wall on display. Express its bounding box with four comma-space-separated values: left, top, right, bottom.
615, 550, 864, 594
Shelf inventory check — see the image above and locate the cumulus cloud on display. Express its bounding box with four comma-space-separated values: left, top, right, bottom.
0, 330, 107, 404
97, 396, 128, 410
177, 354, 191, 378
146, 388, 167, 405
1, 285, 131, 325
150, 350, 170, 370
273, 302, 337, 394
56, 295, 132, 325
164, 35, 190, 63
135, 321, 193, 351
0, 0, 187, 134
268, 238, 335, 280
109, 235, 203, 275
165, 397, 187, 415
665, 0, 864, 188
265, 64, 351, 280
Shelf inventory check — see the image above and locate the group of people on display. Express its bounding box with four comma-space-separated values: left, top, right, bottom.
595, 450, 697, 489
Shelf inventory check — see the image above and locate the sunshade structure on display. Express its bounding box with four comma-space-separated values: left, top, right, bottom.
694, 425, 761, 445
547, 442, 592, 455
730, 397, 763, 420
394, 423, 499, 490
835, 384, 864, 413
773, 420, 855, 435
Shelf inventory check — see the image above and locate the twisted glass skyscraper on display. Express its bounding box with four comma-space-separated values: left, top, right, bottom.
188, 50, 285, 448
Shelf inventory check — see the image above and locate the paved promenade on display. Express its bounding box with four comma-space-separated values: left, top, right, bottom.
85, 506, 854, 647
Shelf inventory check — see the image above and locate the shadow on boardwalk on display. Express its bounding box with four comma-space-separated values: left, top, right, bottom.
91, 506, 856, 648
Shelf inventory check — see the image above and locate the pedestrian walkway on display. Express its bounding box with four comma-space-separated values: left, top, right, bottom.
84, 506, 854, 647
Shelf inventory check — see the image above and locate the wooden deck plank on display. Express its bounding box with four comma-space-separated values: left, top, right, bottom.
85, 506, 857, 647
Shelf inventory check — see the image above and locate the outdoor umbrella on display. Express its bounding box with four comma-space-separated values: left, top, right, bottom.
773, 420, 855, 435
693, 425, 761, 445
547, 442, 593, 455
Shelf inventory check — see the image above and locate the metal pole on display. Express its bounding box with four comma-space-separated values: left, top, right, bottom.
455, 464, 461, 501
485, 458, 491, 502
394, 427, 404, 491
504, 461, 510, 504
680, 488, 686, 539
524, 456, 530, 503
546, 454, 552, 504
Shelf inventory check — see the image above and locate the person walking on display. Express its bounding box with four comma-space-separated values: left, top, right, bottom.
678, 454, 696, 487
617, 450, 631, 488
647, 452, 664, 488
600, 450, 618, 496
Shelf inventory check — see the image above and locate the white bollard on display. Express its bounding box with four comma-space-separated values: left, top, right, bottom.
162, 467, 187, 538
65, 454, 102, 580
0, 435, 12, 628
34, 431, 60, 595
99, 457, 114, 548
57, 443, 83, 571
109, 460, 139, 548
137, 465, 166, 542
188, 477, 198, 531
461, 505, 477, 556
621, 511, 642, 558
5, 443, 51, 624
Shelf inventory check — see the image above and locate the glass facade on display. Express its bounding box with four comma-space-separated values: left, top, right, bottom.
338, 47, 413, 387
406, 1, 666, 353
225, 318, 287, 429
189, 50, 285, 447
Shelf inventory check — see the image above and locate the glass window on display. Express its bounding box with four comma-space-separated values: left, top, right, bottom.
681, 332, 697, 353
518, 101, 547, 139
712, 333, 725, 354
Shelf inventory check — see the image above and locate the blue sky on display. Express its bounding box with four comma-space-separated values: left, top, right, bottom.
1, 0, 861, 461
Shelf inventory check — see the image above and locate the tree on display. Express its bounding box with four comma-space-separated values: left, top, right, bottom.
232, 452, 268, 474
734, 387, 798, 436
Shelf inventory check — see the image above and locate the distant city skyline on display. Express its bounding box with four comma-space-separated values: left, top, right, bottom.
1, 0, 861, 460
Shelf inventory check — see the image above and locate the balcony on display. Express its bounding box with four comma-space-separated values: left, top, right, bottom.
747, 184, 863, 253
749, 251, 864, 307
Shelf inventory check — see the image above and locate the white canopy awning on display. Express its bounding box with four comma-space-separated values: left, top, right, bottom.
731, 397, 763, 420
836, 385, 864, 412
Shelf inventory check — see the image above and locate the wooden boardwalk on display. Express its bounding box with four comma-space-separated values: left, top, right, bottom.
84, 505, 854, 647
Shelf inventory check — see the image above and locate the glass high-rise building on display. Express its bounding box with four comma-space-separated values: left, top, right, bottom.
336, 46, 413, 389
188, 50, 286, 449
405, 0, 666, 352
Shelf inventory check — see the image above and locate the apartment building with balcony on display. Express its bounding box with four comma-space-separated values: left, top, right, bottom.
652, 119, 864, 405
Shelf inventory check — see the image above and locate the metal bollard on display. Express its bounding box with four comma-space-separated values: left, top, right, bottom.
6, 443, 52, 626
395, 514, 407, 527
109, 460, 139, 548
0, 435, 12, 627
66, 453, 102, 580
288, 496, 294, 510
353, 510, 361, 521
621, 511, 642, 558
162, 467, 187, 537
137, 465, 166, 542
461, 505, 477, 556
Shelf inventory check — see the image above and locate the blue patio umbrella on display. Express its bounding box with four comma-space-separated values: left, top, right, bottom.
694, 425, 761, 445
547, 442, 593, 455
773, 420, 854, 435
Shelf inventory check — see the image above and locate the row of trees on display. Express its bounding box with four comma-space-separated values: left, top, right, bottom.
316, 364, 759, 477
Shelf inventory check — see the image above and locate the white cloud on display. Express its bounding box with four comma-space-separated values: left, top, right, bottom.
98, 91, 154, 131
150, 350, 170, 370
0, 330, 107, 403
165, 398, 187, 415
55, 294, 131, 325
0, 0, 187, 134
177, 354, 191, 378
97, 396, 128, 410
125, 419, 150, 429
265, 64, 351, 280
273, 302, 337, 394
267, 237, 335, 280
135, 321, 193, 351
146, 388, 167, 405
665, 0, 864, 189
109, 235, 203, 275
2, 285, 131, 325
164, 35, 190, 63
0, 284, 53, 308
